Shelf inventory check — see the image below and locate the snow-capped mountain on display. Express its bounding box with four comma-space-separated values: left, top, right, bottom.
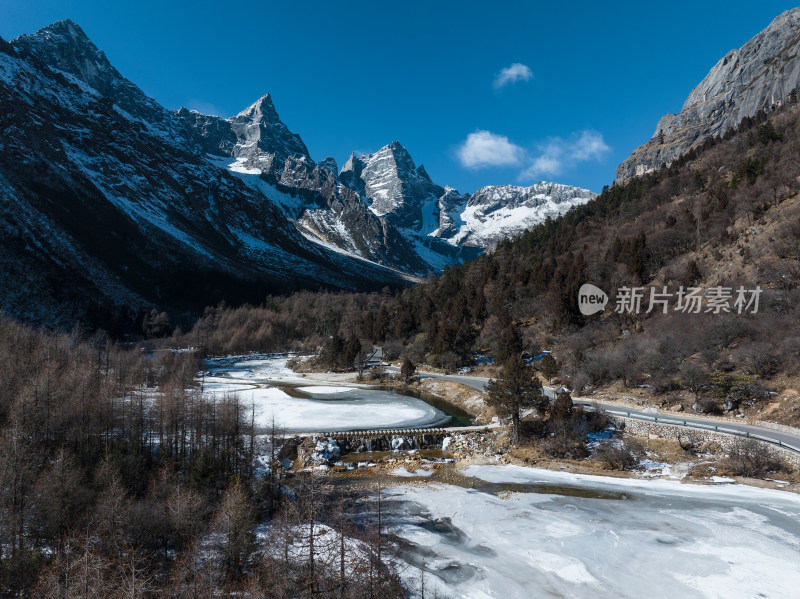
337, 142, 595, 264
175, 100, 436, 275
340, 141, 443, 227
432, 182, 596, 250
0, 19, 596, 327
0, 20, 412, 327
617, 7, 800, 181
177, 95, 595, 275
338, 142, 463, 271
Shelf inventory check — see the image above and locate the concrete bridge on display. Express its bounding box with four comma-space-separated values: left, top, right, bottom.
296, 424, 499, 439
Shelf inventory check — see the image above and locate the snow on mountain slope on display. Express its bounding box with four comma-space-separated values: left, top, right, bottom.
172, 55, 596, 273
340, 142, 595, 256
340, 142, 444, 227
437, 182, 597, 249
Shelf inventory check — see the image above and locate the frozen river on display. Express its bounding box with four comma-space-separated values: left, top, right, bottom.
202, 356, 451, 432
381, 465, 800, 599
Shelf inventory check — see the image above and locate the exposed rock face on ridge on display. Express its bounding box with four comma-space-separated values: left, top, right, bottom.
617, 8, 800, 181
12, 19, 168, 125
340, 142, 445, 229
230, 94, 310, 163
184, 115, 436, 274
175, 94, 310, 178
338, 145, 595, 260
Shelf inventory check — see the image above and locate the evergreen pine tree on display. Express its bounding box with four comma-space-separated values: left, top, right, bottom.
485, 356, 546, 444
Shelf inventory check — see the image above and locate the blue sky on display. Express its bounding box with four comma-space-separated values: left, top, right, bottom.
2, 1, 796, 193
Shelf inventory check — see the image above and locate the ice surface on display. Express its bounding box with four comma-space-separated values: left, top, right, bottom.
382, 465, 800, 598
296, 386, 353, 395
203, 357, 449, 432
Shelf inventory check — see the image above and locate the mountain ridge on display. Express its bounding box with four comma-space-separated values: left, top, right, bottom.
0, 23, 415, 329
0, 19, 595, 328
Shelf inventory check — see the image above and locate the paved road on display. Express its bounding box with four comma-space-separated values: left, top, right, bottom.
384, 365, 491, 391
578, 400, 800, 453
385, 366, 800, 453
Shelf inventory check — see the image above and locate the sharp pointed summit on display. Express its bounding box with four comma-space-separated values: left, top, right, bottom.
236, 92, 281, 122
229, 92, 309, 164
0, 18, 598, 325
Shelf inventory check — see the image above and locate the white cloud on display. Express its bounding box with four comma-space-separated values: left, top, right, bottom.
520, 130, 610, 181
457, 130, 524, 169
570, 130, 611, 161
528, 154, 563, 176
493, 63, 533, 89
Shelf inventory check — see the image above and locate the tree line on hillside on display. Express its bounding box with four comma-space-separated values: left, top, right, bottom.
0, 316, 406, 598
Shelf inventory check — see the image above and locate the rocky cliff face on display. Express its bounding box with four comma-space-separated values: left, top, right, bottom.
338, 144, 595, 261
12, 19, 168, 125
340, 142, 445, 229
617, 7, 800, 181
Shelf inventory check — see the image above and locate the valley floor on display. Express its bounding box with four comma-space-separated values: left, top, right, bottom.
203, 354, 800, 598
295, 361, 800, 489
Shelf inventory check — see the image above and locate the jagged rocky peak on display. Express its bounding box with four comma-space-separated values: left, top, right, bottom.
235, 93, 281, 123
431, 182, 596, 251
0, 21, 414, 327
340, 141, 444, 228
416, 163, 433, 182
11, 19, 166, 123
229, 92, 309, 163
318, 156, 338, 173
13, 19, 104, 76
617, 7, 800, 181
3, 17, 600, 289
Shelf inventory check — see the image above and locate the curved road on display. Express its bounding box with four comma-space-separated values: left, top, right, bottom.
385, 366, 800, 453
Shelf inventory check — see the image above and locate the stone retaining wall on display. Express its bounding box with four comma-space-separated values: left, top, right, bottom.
614, 417, 800, 470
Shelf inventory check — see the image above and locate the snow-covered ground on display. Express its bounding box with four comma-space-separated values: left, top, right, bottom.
382, 464, 800, 599
203, 357, 450, 432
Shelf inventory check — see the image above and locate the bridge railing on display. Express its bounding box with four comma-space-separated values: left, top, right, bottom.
598, 408, 800, 454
